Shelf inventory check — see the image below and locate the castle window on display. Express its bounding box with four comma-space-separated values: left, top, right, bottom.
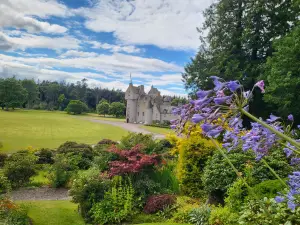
142, 112, 144, 116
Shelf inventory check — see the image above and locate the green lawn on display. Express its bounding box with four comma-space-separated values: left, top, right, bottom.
142, 126, 173, 135
18, 200, 84, 225
86, 113, 125, 122
0, 110, 128, 153
136, 224, 190, 225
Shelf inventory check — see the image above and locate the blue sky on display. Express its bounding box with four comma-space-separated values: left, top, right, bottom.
0, 0, 212, 96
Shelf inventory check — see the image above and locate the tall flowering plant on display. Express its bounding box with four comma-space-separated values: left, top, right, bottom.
171, 77, 300, 211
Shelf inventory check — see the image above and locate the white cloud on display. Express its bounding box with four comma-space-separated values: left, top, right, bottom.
0, 53, 183, 73
0, 32, 80, 51
75, 0, 212, 50
0, 0, 69, 33
59, 50, 99, 58
88, 41, 141, 53
146, 74, 183, 86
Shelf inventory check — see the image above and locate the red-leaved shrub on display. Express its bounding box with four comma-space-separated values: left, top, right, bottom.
107, 144, 160, 177
143, 194, 176, 214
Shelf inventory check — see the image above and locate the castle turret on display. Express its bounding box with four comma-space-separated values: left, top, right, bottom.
125, 83, 139, 123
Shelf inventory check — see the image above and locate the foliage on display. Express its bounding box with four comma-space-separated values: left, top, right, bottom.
21, 79, 39, 109
97, 138, 118, 145
34, 148, 55, 164
0, 153, 7, 167
208, 206, 239, 225
107, 144, 160, 176
130, 213, 163, 224
57, 141, 94, 169
92, 144, 117, 172
202, 148, 291, 200
238, 198, 300, 225
49, 152, 80, 188
69, 168, 111, 221
66, 100, 88, 114
3, 151, 37, 188
57, 94, 66, 110
90, 176, 134, 225
0, 198, 31, 225
143, 194, 176, 214
119, 132, 158, 154
188, 205, 211, 225
171, 97, 188, 106
251, 179, 286, 200
264, 26, 300, 121
0, 77, 27, 110
0, 173, 11, 194
96, 99, 110, 116
109, 101, 125, 117
175, 134, 215, 197
224, 178, 247, 212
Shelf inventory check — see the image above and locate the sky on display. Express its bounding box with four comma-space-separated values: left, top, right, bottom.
0, 0, 212, 96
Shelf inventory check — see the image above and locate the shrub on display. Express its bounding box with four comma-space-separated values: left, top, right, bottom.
0, 173, 11, 194
202, 148, 291, 203
208, 206, 239, 225
130, 213, 162, 224
0, 198, 31, 225
90, 176, 134, 225
57, 142, 93, 169
66, 100, 88, 114
34, 148, 55, 164
97, 139, 118, 145
153, 139, 174, 154
189, 205, 211, 225
175, 134, 215, 197
143, 194, 176, 214
49, 153, 78, 188
170, 196, 200, 223
0, 153, 7, 167
224, 178, 246, 212
238, 198, 300, 225
69, 168, 111, 221
118, 132, 157, 154
109, 102, 125, 118
251, 179, 286, 200
3, 151, 37, 188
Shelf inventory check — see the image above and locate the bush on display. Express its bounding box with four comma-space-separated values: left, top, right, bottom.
118, 133, 157, 154
90, 176, 134, 225
49, 153, 78, 188
97, 139, 118, 145
66, 100, 88, 114
175, 135, 215, 197
251, 179, 286, 200
34, 148, 55, 164
143, 194, 176, 214
170, 196, 200, 223
238, 198, 300, 225
189, 205, 211, 225
202, 148, 291, 203
69, 168, 111, 221
0, 198, 31, 225
3, 151, 37, 188
57, 142, 94, 169
208, 206, 238, 225
0, 153, 7, 167
0, 173, 11, 194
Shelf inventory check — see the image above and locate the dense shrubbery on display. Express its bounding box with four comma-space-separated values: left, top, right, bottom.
0, 173, 11, 194
66, 100, 88, 114
143, 194, 176, 214
3, 151, 37, 188
0, 154, 7, 167
34, 148, 55, 164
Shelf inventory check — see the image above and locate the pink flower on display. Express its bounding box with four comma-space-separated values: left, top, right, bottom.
255, 80, 265, 93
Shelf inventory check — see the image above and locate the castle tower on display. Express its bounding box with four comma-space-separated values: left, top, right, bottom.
125, 83, 139, 123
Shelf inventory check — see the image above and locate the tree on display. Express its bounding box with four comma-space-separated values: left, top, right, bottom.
264, 26, 300, 122
58, 94, 66, 110
109, 102, 125, 118
96, 99, 110, 116
0, 77, 27, 110
22, 79, 39, 108
66, 100, 88, 115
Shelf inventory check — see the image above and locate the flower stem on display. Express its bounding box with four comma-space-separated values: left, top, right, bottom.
261, 159, 288, 188
240, 108, 300, 149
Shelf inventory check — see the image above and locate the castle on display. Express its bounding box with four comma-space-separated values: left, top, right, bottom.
125, 83, 178, 124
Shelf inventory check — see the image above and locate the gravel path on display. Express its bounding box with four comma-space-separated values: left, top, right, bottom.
11, 187, 70, 201
82, 118, 165, 139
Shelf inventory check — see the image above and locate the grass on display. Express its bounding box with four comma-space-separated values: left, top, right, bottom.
135, 224, 190, 225
86, 113, 125, 122
18, 200, 84, 225
29, 170, 50, 187
142, 125, 173, 135
0, 110, 128, 153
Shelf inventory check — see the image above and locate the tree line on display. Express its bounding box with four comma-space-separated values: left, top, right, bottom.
183, 0, 300, 123
0, 77, 125, 114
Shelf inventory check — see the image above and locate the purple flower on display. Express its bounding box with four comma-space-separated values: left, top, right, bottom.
284, 148, 293, 158
266, 115, 280, 123
191, 114, 205, 123
291, 158, 300, 165
170, 125, 177, 129
170, 119, 177, 124
288, 201, 297, 211
255, 80, 265, 93
298, 125, 300, 129
275, 196, 285, 203
201, 123, 216, 133
214, 96, 232, 105
288, 114, 294, 121
210, 76, 225, 91
207, 127, 223, 138
227, 81, 240, 92
216, 90, 225, 97
196, 90, 212, 99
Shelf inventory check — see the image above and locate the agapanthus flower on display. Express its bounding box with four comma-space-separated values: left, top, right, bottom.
255, 80, 265, 93
192, 114, 205, 124
291, 158, 300, 165
266, 114, 280, 123
227, 80, 241, 92
214, 96, 232, 105
288, 114, 294, 121
284, 142, 296, 158
275, 196, 285, 203
210, 76, 225, 91
196, 90, 213, 98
